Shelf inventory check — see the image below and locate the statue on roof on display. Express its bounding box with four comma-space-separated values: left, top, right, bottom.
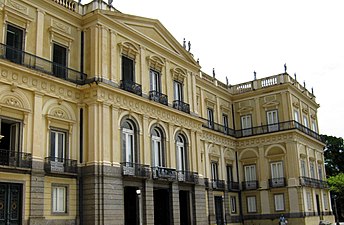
254, 71, 257, 80
183, 38, 186, 49
188, 41, 191, 52
213, 68, 215, 78
226, 76, 229, 86
284, 63, 287, 73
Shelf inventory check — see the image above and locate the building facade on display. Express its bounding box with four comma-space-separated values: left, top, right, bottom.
0, 0, 334, 225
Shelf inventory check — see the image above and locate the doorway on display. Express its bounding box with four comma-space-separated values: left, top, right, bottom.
124, 186, 139, 225
0, 183, 22, 225
154, 188, 171, 225
179, 190, 191, 225
214, 196, 224, 225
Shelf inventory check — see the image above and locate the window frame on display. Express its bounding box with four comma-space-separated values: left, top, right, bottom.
247, 196, 257, 213
176, 133, 187, 171
274, 194, 285, 211
51, 184, 68, 215
0, 116, 22, 152
306, 192, 312, 210
151, 126, 164, 167
150, 69, 161, 92
241, 114, 252, 136
266, 110, 279, 131
244, 164, 256, 181
222, 113, 229, 133
173, 80, 183, 101
300, 159, 307, 177
230, 196, 237, 213
121, 119, 138, 164
211, 161, 219, 181
207, 108, 214, 128
122, 55, 135, 82
323, 193, 328, 210
270, 161, 284, 179
50, 128, 68, 162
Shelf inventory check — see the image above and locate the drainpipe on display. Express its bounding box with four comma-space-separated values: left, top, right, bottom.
236, 151, 244, 224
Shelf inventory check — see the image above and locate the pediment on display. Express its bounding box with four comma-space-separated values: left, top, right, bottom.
262, 100, 279, 108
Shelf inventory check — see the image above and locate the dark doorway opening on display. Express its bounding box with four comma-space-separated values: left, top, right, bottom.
6, 24, 23, 64
179, 190, 191, 225
214, 196, 224, 225
53, 43, 67, 79
154, 188, 171, 225
0, 183, 22, 225
124, 186, 139, 225
316, 194, 321, 217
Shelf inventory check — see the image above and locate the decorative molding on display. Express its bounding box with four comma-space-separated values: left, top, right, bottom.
262, 100, 279, 109
147, 55, 164, 72
8, 0, 28, 15
118, 41, 139, 59
51, 19, 71, 35
171, 67, 186, 83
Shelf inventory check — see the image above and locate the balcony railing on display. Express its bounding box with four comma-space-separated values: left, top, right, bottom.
152, 166, 177, 181
149, 90, 168, 105
177, 171, 199, 184
228, 181, 240, 191
120, 162, 150, 178
120, 80, 142, 96
202, 120, 236, 136
269, 177, 286, 188
204, 178, 210, 189
242, 180, 259, 190
0, 149, 32, 169
173, 100, 190, 114
300, 176, 328, 188
0, 43, 87, 85
44, 157, 77, 174
211, 179, 226, 190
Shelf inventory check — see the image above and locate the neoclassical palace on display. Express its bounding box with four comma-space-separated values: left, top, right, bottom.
0, 0, 334, 225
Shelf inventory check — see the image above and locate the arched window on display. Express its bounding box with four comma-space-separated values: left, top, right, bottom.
151, 127, 164, 167
176, 133, 187, 171
121, 119, 137, 164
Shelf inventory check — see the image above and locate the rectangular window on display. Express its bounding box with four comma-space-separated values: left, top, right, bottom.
50, 130, 67, 162
310, 161, 315, 178
52, 186, 66, 213
211, 162, 219, 181
271, 161, 283, 178
122, 56, 134, 82
312, 120, 318, 133
244, 165, 256, 181
267, 110, 279, 132
303, 115, 309, 128
306, 192, 312, 210
226, 165, 233, 182
294, 110, 299, 122
150, 69, 161, 92
323, 193, 328, 210
318, 165, 323, 180
230, 196, 237, 213
300, 159, 306, 177
173, 81, 183, 101
223, 114, 229, 134
241, 114, 252, 136
207, 108, 214, 129
247, 196, 257, 213
53, 43, 67, 78
0, 117, 21, 152
6, 24, 24, 64
274, 194, 285, 211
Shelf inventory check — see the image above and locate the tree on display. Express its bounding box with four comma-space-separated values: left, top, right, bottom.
321, 135, 344, 177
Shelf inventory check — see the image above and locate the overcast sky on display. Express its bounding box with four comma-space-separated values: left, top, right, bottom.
82, 0, 344, 138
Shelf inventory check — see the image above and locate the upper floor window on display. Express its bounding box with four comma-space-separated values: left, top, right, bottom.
310, 161, 315, 178
267, 110, 278, 132
323, 193, 328, 210
176, 133, 187, 171
223, 114, 229, 133
6, 24, 24, 64
0, 117, 21, 152
230, 196, 237, 213
50, 129, 67, 162
241, 114, 252, 136
311, 121, 318, 133
303, 115, 309, 128
52, 185, 67, 213
318, 165, 323, 180
226, 165, 233, 182
247, 196, 257, 213
121, 119, 137, 164
53, 43, 67, 78
207, 108, 214, 129
306, 192, 312, 210
150, 69, 161, 92
173, 81, 183, 101
211, 162, 219, 180
152, 127, 164, 167
271, 161, 283, 179
122, 56, 135, 83
274, 194, 285, 211
300, 159, 307, 177
294, 110, 299, 123
244, 164, 256, 181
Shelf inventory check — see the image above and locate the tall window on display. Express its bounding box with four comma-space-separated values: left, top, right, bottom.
294, 110, 299, 122
247, 196, 257, 213
207, 108, 214, 129
241, 114, 252, 136
53, 43, 67, 78
150, 69, 161, 92
271, 161, 283, 179
122, 120, 136, 164
274, 194, 285, 211
50, 130, 66, 162
211, 162, 219, 181
173, 81, 183, 101
300, 159, 306, 177
0, 117, 21, 152
122, 56, 134, 83
323, 193, 328, 210
318, 165, 323, 180
230, 196, 237, 213
306, 192, 312, 210
226, 165, 233, 182
176, 134, 187, 171
267, 110, 278, 132
312, 121, 318, 133
244, 165, 256, 181
52, 186, 66, 213
152, 127, 164, 167
223, 114, 229, 134
303, 115, 309, 128
6, 24, 24, 63
310, 161, 315, 178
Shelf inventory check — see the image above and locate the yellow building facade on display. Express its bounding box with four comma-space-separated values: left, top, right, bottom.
0, 0, 333, 225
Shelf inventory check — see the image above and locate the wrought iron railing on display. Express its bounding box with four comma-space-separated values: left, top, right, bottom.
149, 90, 168, 105
300, 176, 328, 188
177, 171, 198, 184
211, 179, 226, 190
120, 80, 142, 96
120, 162, 150, 178
172, 100, 190, 114
44, 157, 77, 174
151, 166, 176, 181
0, 149, 32, 169
202, 120, 235, 136
269, 177, 286, 188
0, 43, 87, 84
242, 180, 259, 190
228, 181, 240, 191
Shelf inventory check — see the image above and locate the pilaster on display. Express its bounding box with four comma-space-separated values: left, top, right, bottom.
171, 183, 180, 225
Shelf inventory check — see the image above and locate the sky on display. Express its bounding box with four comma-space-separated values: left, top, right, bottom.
82, 0, 344, 138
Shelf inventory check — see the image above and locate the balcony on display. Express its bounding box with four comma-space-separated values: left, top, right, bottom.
0, 43, 87, 85
149, 91, 168, 105
44, 157, 77, 174
242, 180, 259, 190
269, 177, 286, 188
300, 176, 328, 189
202, 119, 235, 136
120, 80, 142, 96
228, 181, 240, 191
177, 171, 199, 184
0, 149, 32, 169
211, 179, 226, 190
152, 166, 177, 181
120, 162, 150, 178
173, 100, 190, 114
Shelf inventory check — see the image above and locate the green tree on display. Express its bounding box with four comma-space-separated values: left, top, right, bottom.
321, 135, 344, 177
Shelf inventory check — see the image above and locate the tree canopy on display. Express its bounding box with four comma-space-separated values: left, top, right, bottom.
321, 135, 344, 177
